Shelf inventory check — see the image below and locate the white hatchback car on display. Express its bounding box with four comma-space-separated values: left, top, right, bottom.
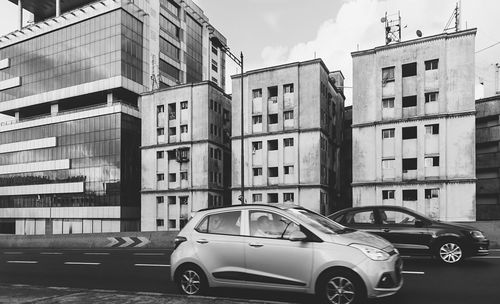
171, 204, 403, 304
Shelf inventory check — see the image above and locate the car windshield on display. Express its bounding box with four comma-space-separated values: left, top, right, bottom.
287, 208, 345, 234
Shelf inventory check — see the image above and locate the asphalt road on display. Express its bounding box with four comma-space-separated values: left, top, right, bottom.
1, 248, 499, 304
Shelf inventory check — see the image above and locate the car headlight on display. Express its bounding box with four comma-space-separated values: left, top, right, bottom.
470, 230, 486, 240
349, 243, 390, 261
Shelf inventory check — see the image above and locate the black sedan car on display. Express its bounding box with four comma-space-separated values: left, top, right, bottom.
329, 205, 489, 264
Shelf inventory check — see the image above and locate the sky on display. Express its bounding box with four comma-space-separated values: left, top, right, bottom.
0, 0, 499, 111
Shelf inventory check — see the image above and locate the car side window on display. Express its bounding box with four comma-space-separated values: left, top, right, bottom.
346, 210, 375, 225
196, 211, 241, 235
249, 211, 299, 239
380, 210, 417, 226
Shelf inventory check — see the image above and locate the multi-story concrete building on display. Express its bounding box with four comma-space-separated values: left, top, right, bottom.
140, 81, 231, 231
351, 29, 477, 221
476, 95, 500, 220
0, 0, 226, 235
231, 59, 345, 215
339, 105, 353, 211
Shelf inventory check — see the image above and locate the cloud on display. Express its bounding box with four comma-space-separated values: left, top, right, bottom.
260, 0, 500, 104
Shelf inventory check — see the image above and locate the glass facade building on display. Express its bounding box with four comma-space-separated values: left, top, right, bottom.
185, 14, 203, 84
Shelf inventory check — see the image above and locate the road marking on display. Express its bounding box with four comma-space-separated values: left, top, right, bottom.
490, 249, 500, 252
136, 292, 164, 296
472, 256, 500, 259
64, 262, 101, 265
84, 253, 110, 255
402, 271, 424, 275
3, 252, 23, 255
40, 252, 63, 255
134, 263, 171, 267
133, 253, 165, 256
7, 260, 38, 264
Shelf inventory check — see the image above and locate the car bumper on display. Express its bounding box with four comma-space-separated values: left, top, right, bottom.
471, 239, 490, 256
358, 255, 403, 298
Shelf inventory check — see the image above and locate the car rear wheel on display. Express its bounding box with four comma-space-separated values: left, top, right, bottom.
436, 241, 463, 264
317, 270, 366, 304
177, 265, 207, 295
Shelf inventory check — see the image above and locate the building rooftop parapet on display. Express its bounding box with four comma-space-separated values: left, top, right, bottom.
351, 28, 477, 58
140, 80, 231, 100
475, 94, 500, 104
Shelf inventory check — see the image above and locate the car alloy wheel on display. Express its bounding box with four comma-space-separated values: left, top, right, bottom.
179, 267, 204, 295
438, 242, 463, 264
318, 270, 366, 304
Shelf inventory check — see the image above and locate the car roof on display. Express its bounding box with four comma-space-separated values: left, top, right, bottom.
197, 203, 302, 213
329, 205, 416, 216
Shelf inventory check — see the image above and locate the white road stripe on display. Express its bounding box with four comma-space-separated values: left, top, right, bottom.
64, 262, 101, 265
133, 253, 165, 256
472, 256, 500, 259
134, 263, 170, 267
7, 260, 38, 264
3, 252, 23, 255
40, 252, 63, 255
402, 271, 425, 275
84, 253, 110, 255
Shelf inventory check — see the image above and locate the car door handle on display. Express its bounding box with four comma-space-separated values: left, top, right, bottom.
249, 242, 264, 248
196, 239, 209, 244
383, 229, 391, 233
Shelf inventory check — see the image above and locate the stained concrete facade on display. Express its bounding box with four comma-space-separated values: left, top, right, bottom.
231, 59, 345, 215
140, 81, 231, 231
351, 29, 477, 221
476, 95, 500, 219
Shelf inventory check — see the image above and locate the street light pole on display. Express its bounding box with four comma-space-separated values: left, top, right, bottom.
209, 34, 245, 204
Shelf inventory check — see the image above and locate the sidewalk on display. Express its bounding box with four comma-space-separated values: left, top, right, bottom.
0, 284, 290, 304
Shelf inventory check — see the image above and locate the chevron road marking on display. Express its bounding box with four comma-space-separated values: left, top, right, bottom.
106, 236, 151, 248
119, 237, 135, 248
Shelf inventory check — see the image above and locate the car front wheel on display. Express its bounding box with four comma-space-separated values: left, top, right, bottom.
317, 270, 366, 304
436, 241, 463, 264
176, 265, 207, 295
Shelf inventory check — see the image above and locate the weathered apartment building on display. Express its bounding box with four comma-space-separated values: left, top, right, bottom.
231, 59, 345, 215
351, 29, 477, 221
0, 0, 226, 234
140, 82, 231, 231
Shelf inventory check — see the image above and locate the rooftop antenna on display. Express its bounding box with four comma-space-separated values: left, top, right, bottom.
381, 11, 402, 45
150, 55, 159, 91
444, 1, 461, 32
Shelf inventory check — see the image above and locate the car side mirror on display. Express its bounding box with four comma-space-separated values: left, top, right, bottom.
289, 230, 307, 242
415, 220, 425, 228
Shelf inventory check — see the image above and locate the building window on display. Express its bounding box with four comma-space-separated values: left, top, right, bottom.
425, 188, 439, 199
168, 196, 176, 205
382, 128, 395, 139
402, 95, 417, 108
268, 114, 278, 124
284, 193, 294, 202
211, 59, 218, 72
157, 105, 164, 113
169, 173, 176, 182
268, 167, 279, 177
253, 194, 262, 203
402, 62, 417, 77
159, 36, 180, 62
425, 156, 440, 167
268, 86, 278, 102
382, 190, 395, 200
252, 115, 262, 124
284, 138, 294, 147
252, 141, 262, 151
157, 173, 165, 181
402, 126, 417, 139
382, 66, 395, 83
268, 193, 278, 203
268, 140, 278, 150
284, 165, 294, 175
402, 158, 417, 171
169, 127, 176, 136
284, 111, 294, 120
157, 128, 165, 136
209, 99, 214, 110
160, 0, 180, 17
403, 189, 418, 201
425, 124, 439, 135
180, 125, 188, 133
180, 101, 188, 109
253, 168, 262, 176
180, 196, 188, 205
425, 92, 439, 103
180, 172, 188, 180
156, 196, 164, 204
382, 159, 395, 169
211, 45, 218, 55
156, 219, 165, 227
425, 59, 439, 70
284, 83, 294, 93
252, 89, 262, 98
382, 98, 394, 108
168, 220, 176, 229
168, 150, 176, 160
157, 151, 164, 159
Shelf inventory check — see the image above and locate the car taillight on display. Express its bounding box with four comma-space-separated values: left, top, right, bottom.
174, 236, 187, 250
